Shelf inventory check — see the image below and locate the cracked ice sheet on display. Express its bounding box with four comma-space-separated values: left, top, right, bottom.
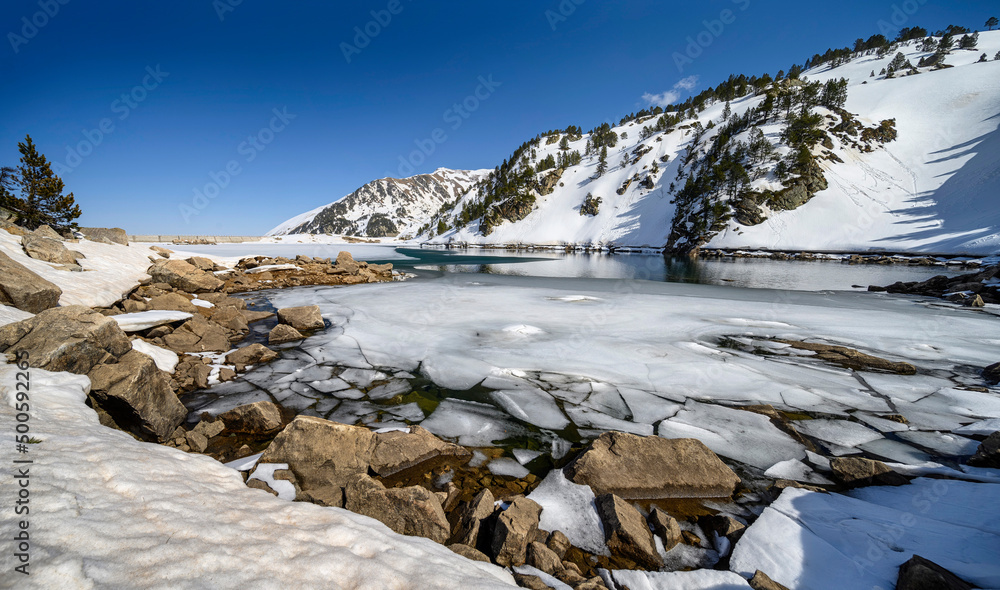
611, 570, 752, 590
0, 363, 516, 590
729, 483, 1000, 590
658, 400, 806, 470
264, 275, 999, 448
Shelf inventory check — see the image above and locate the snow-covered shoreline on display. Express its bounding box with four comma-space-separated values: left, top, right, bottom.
0, 232, 517, 589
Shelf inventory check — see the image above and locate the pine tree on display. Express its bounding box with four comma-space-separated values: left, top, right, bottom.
721, 101, 732, 121
596, 145, 608, 177
995, 51, 1000, 61
959, 32, 979, 49
559, 136, 570, 151
980, 53, 989, 63
9, 135, 82, 230
986, 17, 998, 31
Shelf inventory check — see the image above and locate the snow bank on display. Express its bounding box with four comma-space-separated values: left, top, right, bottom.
0, 363, 515, 589
729, 480, 1000, 589
0, 229, 160, 308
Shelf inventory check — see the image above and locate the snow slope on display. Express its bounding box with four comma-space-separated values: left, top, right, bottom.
730, 480, 1000, 589
423, 31, 1000, 253
268, 168, 489, 238
711, 32, 1000, 254
0, 229, 161, 308
0, 364, 515, 589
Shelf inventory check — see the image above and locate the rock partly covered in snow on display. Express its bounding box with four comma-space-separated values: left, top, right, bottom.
829, 456, 909, 488
491, 496, 542, 567
0, 250, 62, 312
345, 474, 451, 543
21, 233, 84, 266
967, 432, 1000, 469
370, 424, 472, 478
896, 555, 976, 590
258, 415, 375, 496
0, 305, 131, 373
149, 258, 225, 293
78, 226, 129, 245
88, 349, 186, 441
0, 363, 516, 589
567, 432, 740, 499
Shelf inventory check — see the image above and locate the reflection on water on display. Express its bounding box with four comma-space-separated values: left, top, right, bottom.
417, 251, 967, 292
163, 241, 969, 292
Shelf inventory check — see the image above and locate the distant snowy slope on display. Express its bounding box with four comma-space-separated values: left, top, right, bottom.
419, 31, 1000, 254
269, 168, 488, 238
710, 31, 1000, 253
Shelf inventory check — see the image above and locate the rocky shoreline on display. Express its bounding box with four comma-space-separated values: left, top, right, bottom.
424, 240, 993, 266
869, 263, 999, 306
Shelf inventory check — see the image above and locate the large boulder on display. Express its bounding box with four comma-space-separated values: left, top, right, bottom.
225, 343, 278, 369
148, 293, 198, 313
451, 488, 496, 548
0, 306, 131, 373
648, 508, 682, 551
209, 307, 249, 336
333, 251, 361, 275
218, 401, 283, 435
830, 457, 909, 488
896, 555, 974, 590
567, 432, 741, 499
21, 234, 83, 265
0, 251, 62, 313
259, 416, 375, 495
33, 224, 64, 240
161, 314, 230, 353
984, 362, 1000, 385
749, 571, 790, 590
148, 259, 223, 293
967, 432, 1000, 468
491, 496, 542, 566
276, 305, 324, 331
185, 256, 215, 271
344, 474, 450, 543
87, 350, 186, 442
268, 323, 304, 344
370, 425, 472, 478
78, 227, 128, 245
595, 494, 663, 569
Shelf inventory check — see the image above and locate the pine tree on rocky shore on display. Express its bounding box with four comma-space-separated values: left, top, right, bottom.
3, 135, 82, 231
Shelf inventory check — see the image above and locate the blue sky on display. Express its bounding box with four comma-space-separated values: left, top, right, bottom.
1, 1, 995, 234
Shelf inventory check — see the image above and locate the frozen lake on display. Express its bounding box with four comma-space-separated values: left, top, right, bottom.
186, 266, 1000, 487
164, 242, 970, 291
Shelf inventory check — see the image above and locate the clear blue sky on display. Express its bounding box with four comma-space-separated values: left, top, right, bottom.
1, 1, 995, 234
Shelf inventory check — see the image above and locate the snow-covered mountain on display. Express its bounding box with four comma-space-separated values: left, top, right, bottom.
268, 168, 489, 238
419, 30, 1000, 254
271, 31, 1000, 255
